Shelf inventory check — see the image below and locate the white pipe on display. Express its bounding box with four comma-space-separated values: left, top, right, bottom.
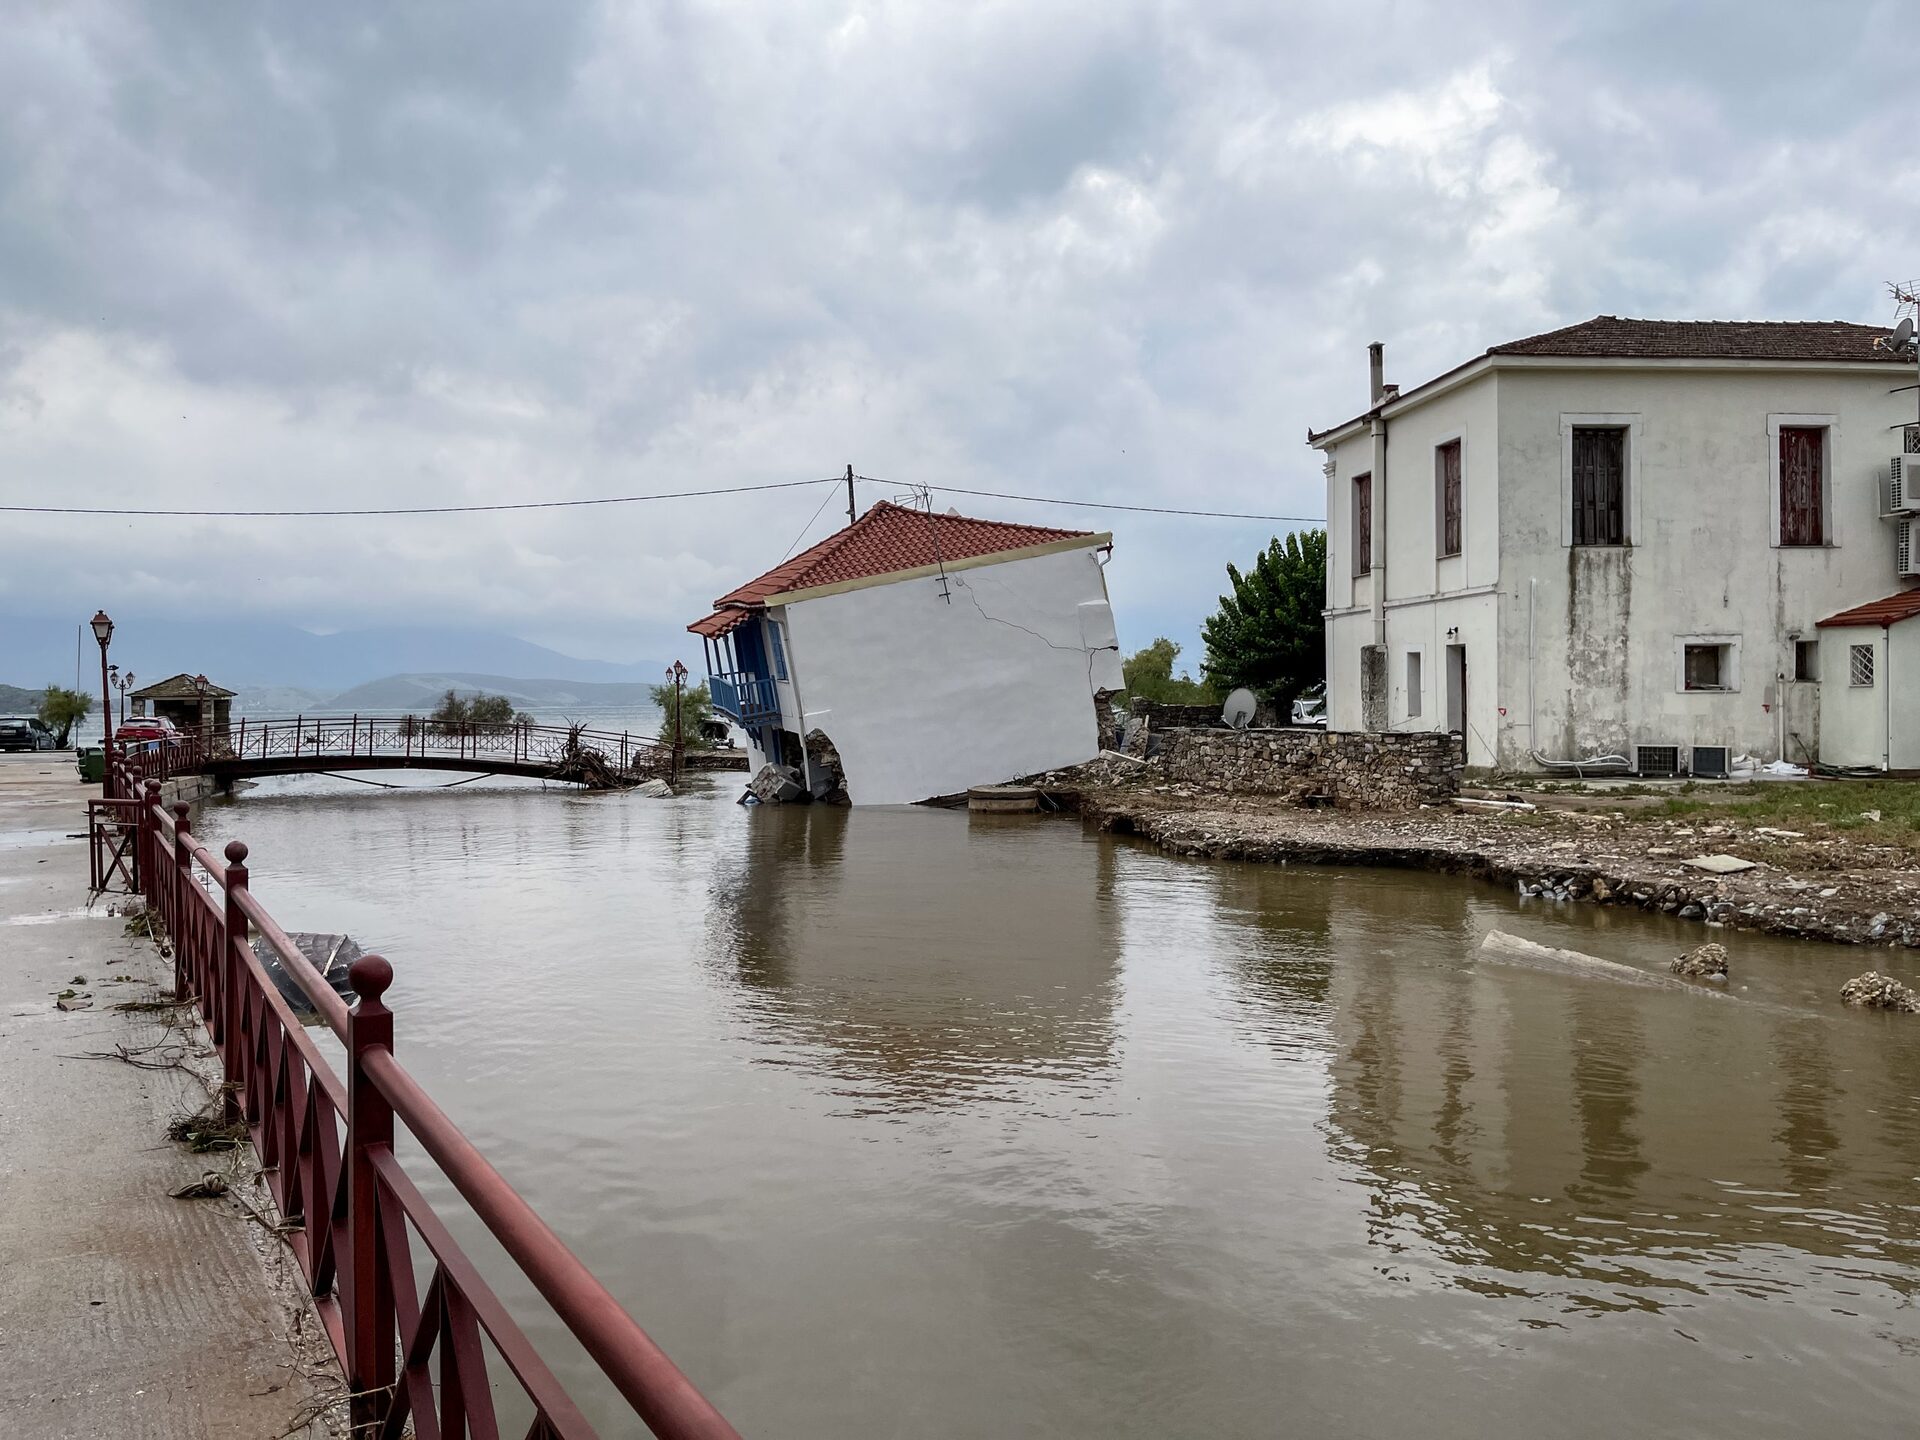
1527, 577, 1537, 746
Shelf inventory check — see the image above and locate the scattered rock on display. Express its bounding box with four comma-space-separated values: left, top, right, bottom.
1671, 942, 1730, 980
56, 995, 93, 1011
632, 778, 672, 798
1839, 971, 1920, 1012
1754, 828, 1806, 839
1684, 854, 1758, 875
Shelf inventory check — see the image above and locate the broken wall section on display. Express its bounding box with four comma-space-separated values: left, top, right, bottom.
1156, 728, 1460, 810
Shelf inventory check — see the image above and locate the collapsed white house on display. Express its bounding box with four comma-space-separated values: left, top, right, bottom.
689, 501, 1126, 805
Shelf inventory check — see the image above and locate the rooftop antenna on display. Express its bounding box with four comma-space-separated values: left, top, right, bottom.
903, 482, 953, 603
1885, 282, 1920, 435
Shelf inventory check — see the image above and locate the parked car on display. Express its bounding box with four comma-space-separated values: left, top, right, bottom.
0, 716, 56, 751
1291, 685, 1328, 728
115, 717, 183, 746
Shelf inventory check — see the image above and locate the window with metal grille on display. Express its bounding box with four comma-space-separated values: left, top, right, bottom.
1904, 425, 1920, 455
1406, 650, 1422, 717
1683, 643, 1729, 691
1436, 440, 1462, 557
1353, 472, 1372, 576
1851, 643, 1875, 687
1779, 425, 1825, 546
1571, 426, 1626, 545
1794, 640, 1819, 682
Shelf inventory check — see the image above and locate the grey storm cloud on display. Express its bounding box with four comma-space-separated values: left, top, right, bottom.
2, 0, 1915, 668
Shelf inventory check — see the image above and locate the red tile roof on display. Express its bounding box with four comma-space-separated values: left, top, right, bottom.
1490, 316, 1897, 362
688, 501, 1098, 634
1817, 588, 1920, 628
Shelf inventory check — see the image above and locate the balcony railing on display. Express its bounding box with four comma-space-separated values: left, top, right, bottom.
709, 671, 780, 725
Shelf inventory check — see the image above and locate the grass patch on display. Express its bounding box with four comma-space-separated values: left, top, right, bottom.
1646, 780, 1920, 839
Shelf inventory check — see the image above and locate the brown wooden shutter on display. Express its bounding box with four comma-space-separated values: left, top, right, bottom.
1571, 428, 1625, 545
1354, 473, 1372, 574
1438, 441, 1462, 556
1779, 426, 1824, 546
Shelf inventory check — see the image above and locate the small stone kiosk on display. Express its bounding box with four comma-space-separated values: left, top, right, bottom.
131, 673, 234, 745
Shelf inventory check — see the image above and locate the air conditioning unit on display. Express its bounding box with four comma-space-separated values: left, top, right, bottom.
1901, 518, 1920, 578
1889, 456, 1920, 514
1691, 745, 1731, 779
1636, 744, 1681, 778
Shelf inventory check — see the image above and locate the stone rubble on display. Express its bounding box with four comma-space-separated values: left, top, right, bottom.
1839, 971, 1920, 1012
1670, 942, 1730, 981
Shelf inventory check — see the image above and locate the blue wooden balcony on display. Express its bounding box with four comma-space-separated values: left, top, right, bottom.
709, 670, 780, 725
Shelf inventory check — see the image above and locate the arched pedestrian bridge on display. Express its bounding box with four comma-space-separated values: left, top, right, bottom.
188, 715, 679, 789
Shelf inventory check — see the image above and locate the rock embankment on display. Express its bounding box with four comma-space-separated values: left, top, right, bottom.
1024, 764, 1920, 951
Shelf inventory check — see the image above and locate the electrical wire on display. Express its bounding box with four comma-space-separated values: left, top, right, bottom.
0, 476, 845, 518
854, 475, 1321, 523
0, 471, 1327, 525
776, 480, 845, 562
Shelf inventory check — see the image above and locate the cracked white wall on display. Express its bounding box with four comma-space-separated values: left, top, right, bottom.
779, 544, 1124, 805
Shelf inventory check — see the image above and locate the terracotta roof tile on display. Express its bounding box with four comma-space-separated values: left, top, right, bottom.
1816, 588, 1920, 628
688, 501, 1097, 633
1490, 316, 1897, 362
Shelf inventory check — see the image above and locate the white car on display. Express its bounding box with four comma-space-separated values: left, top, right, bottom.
1290, 687, 1327, 728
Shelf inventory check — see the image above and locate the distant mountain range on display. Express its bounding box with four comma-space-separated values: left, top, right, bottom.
0, 615, 666, 693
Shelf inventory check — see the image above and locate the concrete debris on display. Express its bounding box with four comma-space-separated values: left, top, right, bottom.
1839, 971, 1920, 1012
1478, 930, 1725, 996
1754, 828, 1806, 839
56, 994, 94, 1011
632, 778, 672, 798
803, 730, 850, 806
1684, 854, 1758, 874
1455, 797, 1537, 813
745, 764, 806, 805
1670, 942, 1730, 981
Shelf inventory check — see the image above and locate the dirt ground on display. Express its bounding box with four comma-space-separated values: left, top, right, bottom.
1037, 759, 1920, 950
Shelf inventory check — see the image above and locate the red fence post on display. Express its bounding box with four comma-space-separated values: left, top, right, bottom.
220, 841, 250, 1124
171, 803, 194, 1002
140, 782, 160, 903
346, 954, 397, 1433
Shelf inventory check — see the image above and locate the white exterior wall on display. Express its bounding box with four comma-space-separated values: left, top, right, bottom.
1497, 366, 1905, 768
1321, 357, 1910, 771
780, 544, 1125, 805
1817, 625, 1887, 768
1322, 371, 1504, 766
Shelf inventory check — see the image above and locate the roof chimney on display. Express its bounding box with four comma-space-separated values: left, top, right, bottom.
1368, 342, 1385, 405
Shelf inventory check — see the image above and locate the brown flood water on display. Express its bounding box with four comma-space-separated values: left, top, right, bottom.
199, 774, 1920, 1439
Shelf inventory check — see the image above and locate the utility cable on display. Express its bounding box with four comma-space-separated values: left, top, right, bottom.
0, 476, 845, 518
854, 474, 1321, 524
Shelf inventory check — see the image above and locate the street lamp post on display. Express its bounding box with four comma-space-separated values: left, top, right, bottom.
90, 611, 113, 796
109, 666, 136, 726
667, 660, 688, 784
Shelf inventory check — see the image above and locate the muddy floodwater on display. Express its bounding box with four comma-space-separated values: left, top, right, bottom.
197, 774, 1920, 1439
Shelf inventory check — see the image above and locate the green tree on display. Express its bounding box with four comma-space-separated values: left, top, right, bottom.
430, 689, 470, 729
467, 693, 515, 728
1120, 638, 1214, 704
649, 680, 715, 751
1200, 529, 1327, 714
36, 684, 93, 747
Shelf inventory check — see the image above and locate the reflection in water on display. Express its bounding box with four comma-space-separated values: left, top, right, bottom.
708, 805, 1120, 1111
194, 777, 1920, 1439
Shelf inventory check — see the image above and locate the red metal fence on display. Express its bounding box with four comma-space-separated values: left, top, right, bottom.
109, 754, 742, 1440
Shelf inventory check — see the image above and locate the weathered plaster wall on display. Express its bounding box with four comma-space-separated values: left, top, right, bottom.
783, 544, 1126, 805
1496, 366, 1907, 768
1818, 625, 1885, 768
1156, 728, 1459, 809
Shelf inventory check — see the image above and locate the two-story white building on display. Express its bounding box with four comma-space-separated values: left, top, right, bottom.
1308, 316, 1919, 773
689, 500, 1125, 805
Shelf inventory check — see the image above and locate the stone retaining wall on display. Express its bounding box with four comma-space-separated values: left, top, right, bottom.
1156, 728, 1460, 810
1127, 699, 1223, 729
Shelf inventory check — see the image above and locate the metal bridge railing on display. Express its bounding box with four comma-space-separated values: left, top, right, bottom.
110, 759, 741, 1440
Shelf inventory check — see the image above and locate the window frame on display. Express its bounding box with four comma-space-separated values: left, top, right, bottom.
1560, 413, 1641, 548
1793, 639, 1819, 683
1405, 647, 1424, 719
1850, 642, 1876, 688
1767, 415, 1837, 549
1434, 437, 1463, 559
1352, 471, 1373, 577
767, 617, 790, 682
1675, 634, 1741, 694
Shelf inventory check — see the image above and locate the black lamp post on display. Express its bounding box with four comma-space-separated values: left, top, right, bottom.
90, 610, 113, 795
667, 660, 688, 783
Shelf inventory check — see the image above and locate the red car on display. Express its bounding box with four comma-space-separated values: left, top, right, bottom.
115, 717, 182, 745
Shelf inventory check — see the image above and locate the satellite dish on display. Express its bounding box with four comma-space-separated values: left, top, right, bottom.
1892, 318, 1915, 354
1221, 688, 1258, 730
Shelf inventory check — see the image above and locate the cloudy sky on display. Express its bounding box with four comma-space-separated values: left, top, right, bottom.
2, 1, 1913, 675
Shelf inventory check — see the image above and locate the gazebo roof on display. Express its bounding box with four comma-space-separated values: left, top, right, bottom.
130, 672, 236, 699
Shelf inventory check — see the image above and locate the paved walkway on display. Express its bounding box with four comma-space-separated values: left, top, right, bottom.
0, 757, 340, 1438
